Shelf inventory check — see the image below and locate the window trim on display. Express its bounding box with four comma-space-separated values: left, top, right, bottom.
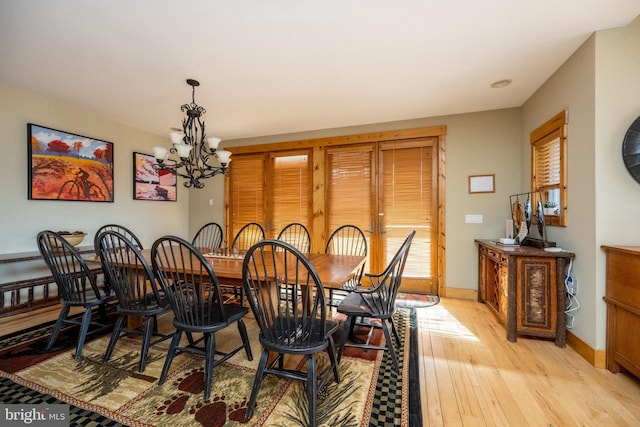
531, 110, 567, 227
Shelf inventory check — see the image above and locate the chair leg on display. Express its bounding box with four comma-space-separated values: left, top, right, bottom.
139, 316, 155, 373
389, 316, 401, 346
381, 321, 399, 373
103, 314, 126, 363
337, 315, 356, 362
245, 349, 269, 419
237, 319, 253, 361
46, 306, 70, 351
327, 334, 340, 383
159, 331, 182, 385
306, 354, 318, 427
203, 333, 215, 401
74, 307, 94, 359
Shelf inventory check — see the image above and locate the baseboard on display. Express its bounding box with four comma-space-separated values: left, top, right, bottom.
444, 287, 477, 300
566, 330, 606, 368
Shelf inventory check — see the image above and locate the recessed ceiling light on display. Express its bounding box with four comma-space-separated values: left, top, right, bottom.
490, 79, 512, 89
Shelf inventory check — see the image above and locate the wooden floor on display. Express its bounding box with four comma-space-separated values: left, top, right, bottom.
4, 298, 640, 426
418, 298, 640, 427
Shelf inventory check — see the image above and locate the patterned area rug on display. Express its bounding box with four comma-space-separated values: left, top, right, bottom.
0, 307, 419, 426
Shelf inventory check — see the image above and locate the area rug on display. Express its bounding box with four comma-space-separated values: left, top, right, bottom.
0, 307, 419, 426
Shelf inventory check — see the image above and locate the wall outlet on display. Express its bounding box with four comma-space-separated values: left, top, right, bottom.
465, 214, 483, 224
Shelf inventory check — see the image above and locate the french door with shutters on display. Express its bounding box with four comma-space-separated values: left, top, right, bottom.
325, 139, 437, 294
379, 138, 437, 294
227, 150, 312, 242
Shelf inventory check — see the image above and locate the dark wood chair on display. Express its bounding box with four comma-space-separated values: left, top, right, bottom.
230, 222, 265, 251
325, 224, 368, 306
337, 230, 415, 373
242, 239, 340, 426
191, 222, 223, 251
94, 224, 144, 295
276, 222, 311, 252
151, 235, 253, 401
97, 230, 172, 373
94, 224, 143, 252
37, 230, 117, 359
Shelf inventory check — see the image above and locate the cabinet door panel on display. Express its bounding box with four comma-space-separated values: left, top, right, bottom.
516, 257, 556, 333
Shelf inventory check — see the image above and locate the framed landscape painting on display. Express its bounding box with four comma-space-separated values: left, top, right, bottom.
133, 152, 177, 201
28, 123, 114, 202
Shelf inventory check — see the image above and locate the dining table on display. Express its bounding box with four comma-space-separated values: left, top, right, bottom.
135, 248, 366, 292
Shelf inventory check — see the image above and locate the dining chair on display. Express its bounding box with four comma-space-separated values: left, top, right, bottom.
97, 230, 172, 373
191, 222, 223, 251
151, 235, 253, 401
94, 224, 143, 252
94, 224, 143, 296
230, 222, 265, 251
37, 230, 117, 359
337, 230, 415, 373
242, 239, 340, 426
276, 222, 311, 252
324, 224, 368, 306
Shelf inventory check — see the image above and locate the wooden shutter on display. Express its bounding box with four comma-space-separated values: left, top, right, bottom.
326, 145, 374, 234
269, 151, 312, 236
533, 132, 561, 188
380, 139, 435, 287
228, 153, 266, 238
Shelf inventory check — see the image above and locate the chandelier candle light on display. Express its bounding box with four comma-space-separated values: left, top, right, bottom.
153, 79, 231, 189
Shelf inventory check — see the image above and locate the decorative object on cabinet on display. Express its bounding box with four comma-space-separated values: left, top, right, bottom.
133, 152, 177, 201
468, 174, 495, 193
476, 239, 574, 347
602, 245, 640, 380
510, 191, 554, 248
621, 115, 640, 185
28, 123, 114, 202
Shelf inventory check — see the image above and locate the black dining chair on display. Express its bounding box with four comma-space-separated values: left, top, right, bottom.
94, 224, 143, 252
94, 224, 144, 296
276, 222, 311, 253
97, 230, 172, 373
151, 235, 253, 401
242, 239, 341, 426
191, 222, 224, 251
337, 230, 415, 373
325, 224, 368, 306
37, 230, 117, 359
230, 222, 265, 251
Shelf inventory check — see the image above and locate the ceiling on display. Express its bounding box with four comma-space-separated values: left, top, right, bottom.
1, 1, 639, 141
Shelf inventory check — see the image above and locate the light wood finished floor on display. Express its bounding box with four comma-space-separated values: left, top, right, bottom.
418, 298, 640, 427
3, 298, 640, 426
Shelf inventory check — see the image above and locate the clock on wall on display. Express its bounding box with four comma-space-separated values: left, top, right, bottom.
622, 115, 640, 184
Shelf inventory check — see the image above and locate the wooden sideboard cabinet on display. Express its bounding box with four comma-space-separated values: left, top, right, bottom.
602, 245, 640, 379
476, 240, 574, 347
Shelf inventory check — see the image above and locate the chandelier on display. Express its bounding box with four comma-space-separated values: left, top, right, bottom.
152, 79, 231, 189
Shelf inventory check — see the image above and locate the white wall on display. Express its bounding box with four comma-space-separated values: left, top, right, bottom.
522, 35, 598, 346
0, 84, 190, 253
521, 15, 640, 349
594, 16, 640, 347
189, 108, 523, 293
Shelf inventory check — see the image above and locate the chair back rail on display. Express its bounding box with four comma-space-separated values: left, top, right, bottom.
192, 222, 224, 251
276, 223, 311, 253
231, 222, 265, 251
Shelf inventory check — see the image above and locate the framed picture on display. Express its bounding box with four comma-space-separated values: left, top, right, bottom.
469, 174, 495, 193
133, 152, 177, 201
28, 123, 114, 202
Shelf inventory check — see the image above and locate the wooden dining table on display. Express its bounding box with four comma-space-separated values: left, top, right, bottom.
135, 248, 366, 291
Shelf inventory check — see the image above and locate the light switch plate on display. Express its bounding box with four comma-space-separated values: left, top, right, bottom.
465, 214, 483, 224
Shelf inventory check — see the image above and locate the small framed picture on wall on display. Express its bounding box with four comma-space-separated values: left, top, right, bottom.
133, 152, 177, 201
